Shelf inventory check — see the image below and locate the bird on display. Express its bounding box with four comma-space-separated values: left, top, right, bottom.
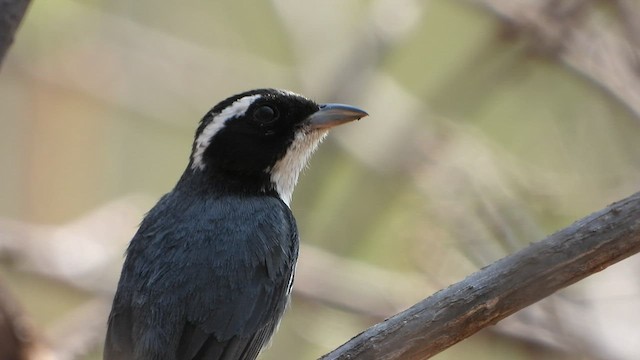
104, 88, 368, 360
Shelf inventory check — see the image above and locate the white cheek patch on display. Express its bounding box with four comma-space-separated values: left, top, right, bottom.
270, 129, 328, 206
191, 94, 262, 171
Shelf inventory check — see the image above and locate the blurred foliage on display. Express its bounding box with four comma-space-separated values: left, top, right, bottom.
1, 0, 640, 359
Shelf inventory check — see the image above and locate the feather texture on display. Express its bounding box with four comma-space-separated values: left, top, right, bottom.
105, 187, 298, 360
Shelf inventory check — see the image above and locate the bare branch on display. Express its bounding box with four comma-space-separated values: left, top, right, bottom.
321, 191, 640, 360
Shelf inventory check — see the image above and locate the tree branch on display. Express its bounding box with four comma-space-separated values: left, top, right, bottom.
0, 0, 31, 69
321, 191, 640, 360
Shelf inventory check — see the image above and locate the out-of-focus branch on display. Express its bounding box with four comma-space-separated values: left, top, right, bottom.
472, 0, 640, 120
0, 279, 54, 360
0, 280, 33, 360
296, 245, 430, 320
0, 2, 49, 359
321, 191, 640, 360
0, 0, 31, 68
47, 299, 111, 360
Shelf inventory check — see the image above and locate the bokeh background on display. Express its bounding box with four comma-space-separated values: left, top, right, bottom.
2, 0, 640, 359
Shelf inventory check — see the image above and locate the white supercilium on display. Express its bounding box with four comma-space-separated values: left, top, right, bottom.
191, 94, 262, 171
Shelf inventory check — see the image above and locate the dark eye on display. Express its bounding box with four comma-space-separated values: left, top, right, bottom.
253, 105, 278, 123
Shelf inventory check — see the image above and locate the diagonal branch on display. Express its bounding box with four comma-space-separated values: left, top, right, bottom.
321, 191, 640, 360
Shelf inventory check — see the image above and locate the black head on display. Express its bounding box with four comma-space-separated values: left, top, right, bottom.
185, 88, 367, 204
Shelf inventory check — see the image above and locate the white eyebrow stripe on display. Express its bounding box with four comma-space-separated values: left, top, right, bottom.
191, 94, 262, 170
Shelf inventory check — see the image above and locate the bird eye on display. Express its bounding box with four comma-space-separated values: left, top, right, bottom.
253, 105, 278, 123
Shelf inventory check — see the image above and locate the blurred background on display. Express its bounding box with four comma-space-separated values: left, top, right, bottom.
2, 0, 640, 359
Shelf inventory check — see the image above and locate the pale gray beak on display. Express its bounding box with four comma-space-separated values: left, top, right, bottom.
306, 103, 368, 130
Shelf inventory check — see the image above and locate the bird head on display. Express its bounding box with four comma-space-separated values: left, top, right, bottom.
186, 88, 367, 205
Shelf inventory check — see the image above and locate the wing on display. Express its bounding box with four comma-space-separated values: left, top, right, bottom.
175, 265, 293, 360
176, 197, 298, 360
104, 194, 298, 360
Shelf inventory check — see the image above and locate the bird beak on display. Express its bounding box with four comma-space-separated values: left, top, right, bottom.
305, 103, 368, 130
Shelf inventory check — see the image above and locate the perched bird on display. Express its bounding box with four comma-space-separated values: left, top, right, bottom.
104, 88, 367, 360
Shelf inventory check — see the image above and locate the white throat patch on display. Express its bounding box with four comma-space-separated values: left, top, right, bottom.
270, 129, 328, 206
191, 94, 262, 170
